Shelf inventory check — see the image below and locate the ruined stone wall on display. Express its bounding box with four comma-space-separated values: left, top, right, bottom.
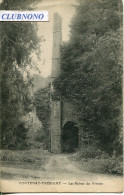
51, 101, 61, 153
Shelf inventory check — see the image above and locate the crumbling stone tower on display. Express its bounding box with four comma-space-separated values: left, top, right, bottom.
51, 13, 62, 153
51, 13, 79, 154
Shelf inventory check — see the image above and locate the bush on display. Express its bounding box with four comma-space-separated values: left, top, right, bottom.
108, 157, 123, 175
94, 157, 123, 175
71, 148, 123, 175
79, 146, 108, 159
1, 149, 50, 169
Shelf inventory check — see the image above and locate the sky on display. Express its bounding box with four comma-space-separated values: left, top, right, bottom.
32, 0, 77, 77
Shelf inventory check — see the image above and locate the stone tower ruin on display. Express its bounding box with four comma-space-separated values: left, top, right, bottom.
51, 13, 62, 153
51, 13, 79, 154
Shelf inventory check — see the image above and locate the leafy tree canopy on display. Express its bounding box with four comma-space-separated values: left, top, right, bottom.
0, 0, 41, 149
0, 0, 41, 10
53, 0, 122, 155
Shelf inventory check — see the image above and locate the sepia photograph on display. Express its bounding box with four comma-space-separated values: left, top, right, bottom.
0, 0, 123, 193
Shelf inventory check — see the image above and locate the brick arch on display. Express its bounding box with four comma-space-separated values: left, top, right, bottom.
62, 118, 78, 129
61, 101, 78, 128
61, 121, 79, 153
62, 120, 78, 131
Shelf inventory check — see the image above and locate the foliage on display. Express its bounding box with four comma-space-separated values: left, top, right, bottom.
6, 123, 29, 150
1, 149, 50, 171
78, 146, 109, 159
0, 0, 41, 149
53, 0, 122, 155
86, 157, 123, 175
34, 129, 44, 142
34, 85, 51, 150
21, 111, 43, 149
71, 149, 123, 175
1, 0, 41, 10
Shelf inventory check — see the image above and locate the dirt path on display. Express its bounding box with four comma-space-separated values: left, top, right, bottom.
43, 154, 98, 180
1, 153, 122, 181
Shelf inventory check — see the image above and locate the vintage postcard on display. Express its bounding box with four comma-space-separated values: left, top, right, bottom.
0, 0, 123, 193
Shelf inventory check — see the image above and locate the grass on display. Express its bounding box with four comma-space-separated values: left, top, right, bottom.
1, 149, 50, 170
70, 152, 123, 175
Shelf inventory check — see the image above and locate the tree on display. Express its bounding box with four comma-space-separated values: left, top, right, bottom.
53, 0, 122, 155
0, 0, 41, 149
34, 85, 51, 150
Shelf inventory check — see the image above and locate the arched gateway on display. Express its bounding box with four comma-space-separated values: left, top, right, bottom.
50, 13, 80, 153
62, 121, 79, 153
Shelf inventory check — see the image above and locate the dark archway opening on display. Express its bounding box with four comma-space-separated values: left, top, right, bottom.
61, 121, 79, 153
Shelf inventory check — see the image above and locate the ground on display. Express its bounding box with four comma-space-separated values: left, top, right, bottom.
1, 153, 122, 179
1, 153, 123, 192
